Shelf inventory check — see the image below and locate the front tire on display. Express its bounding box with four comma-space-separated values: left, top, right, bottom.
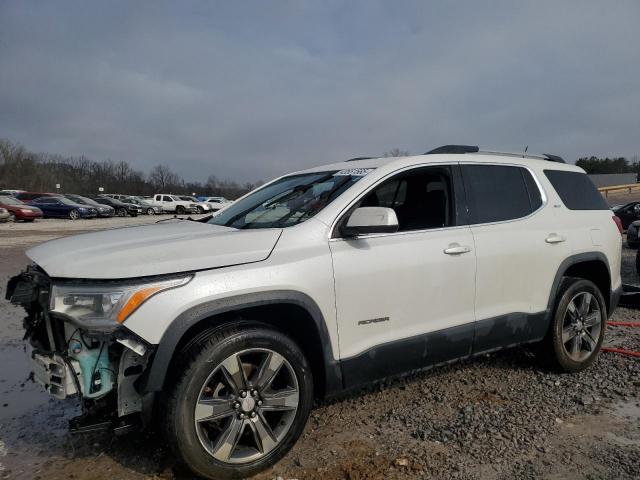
541, 278, 606, 373
147, 208, 155, 215
176, 206, 186, 215
164, 322, 313, 480
68, 209, 79, 220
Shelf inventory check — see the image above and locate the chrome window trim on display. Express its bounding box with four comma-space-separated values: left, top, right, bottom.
329, 162, 458, 240
328, 161, 548, 241
457, 162, 548, 228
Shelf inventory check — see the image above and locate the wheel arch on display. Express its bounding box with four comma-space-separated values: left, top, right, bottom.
547, 252, 612, 315
140, 290, 343, 399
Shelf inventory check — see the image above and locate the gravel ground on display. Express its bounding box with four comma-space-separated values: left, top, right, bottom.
0, 219, 638, 480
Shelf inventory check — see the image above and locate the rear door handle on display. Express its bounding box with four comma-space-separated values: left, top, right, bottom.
545, 234, 566, 244
444, 243, 472, 255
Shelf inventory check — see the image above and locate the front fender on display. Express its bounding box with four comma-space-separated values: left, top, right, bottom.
139, 290, 343, 396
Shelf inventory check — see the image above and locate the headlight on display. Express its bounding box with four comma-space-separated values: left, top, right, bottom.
20, 209, 32, 214
50, 275, 192, 330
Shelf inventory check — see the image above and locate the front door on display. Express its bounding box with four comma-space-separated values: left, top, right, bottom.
329, 164, 476, 388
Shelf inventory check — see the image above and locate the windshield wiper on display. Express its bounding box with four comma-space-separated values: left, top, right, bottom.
155, 215, 200, 223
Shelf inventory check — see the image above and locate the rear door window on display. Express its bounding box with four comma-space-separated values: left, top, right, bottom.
544, 170, 609, 210
461, 165, 542, 224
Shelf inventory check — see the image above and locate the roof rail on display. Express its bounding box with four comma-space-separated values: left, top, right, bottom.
542, 153, 565, 163
425, 145, 565, 163
425, 145, 479, 155
345, 156, 374, 162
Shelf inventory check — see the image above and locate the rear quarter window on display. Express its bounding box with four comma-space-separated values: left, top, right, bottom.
544, 170, 609, 210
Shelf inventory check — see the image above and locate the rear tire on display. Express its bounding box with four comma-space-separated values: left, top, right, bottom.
540, 277, 606, 373
8, 212, 16, 222
164, 322, 313, 480
117, 208, 126, 217
176, 206, 186, 215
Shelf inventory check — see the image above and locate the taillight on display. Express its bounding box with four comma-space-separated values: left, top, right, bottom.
612, 215, 623, 235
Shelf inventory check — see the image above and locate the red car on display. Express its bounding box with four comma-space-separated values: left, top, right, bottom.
15, 191, 60, 202
0, 196, 43, 222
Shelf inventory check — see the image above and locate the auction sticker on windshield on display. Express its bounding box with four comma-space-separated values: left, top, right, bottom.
334, 168, 375, 176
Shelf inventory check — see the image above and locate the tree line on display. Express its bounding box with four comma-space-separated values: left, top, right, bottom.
576, 155, 640, 175
0, 138, 261, 199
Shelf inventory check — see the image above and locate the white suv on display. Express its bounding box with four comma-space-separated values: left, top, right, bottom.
7, 146, 622, 479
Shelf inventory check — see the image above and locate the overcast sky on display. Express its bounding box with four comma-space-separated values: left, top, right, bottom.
1, 1, 639, 183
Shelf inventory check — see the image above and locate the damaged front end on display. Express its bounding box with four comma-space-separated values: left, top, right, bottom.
6, 266, 188, 435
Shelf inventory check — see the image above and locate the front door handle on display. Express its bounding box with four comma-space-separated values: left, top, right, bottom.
545, 233, 566, 244
444, 243, 472, 255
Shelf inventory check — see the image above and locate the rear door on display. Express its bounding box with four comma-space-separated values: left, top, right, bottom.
330, 164, 477, 388
460, 163, 571, 352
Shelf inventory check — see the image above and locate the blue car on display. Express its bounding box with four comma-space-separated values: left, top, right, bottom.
30, 197, 98, 219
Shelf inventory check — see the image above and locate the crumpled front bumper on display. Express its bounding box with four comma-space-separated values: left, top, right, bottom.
6, 266, 155, 430
31, 348, 81, 399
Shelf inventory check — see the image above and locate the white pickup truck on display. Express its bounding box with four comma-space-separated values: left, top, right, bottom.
149, 194, 199, 214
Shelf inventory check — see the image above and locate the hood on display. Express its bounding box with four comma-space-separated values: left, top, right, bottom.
27, 221, 282, 279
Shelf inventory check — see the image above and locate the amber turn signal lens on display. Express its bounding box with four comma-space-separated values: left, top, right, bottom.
116, 286, 163, 323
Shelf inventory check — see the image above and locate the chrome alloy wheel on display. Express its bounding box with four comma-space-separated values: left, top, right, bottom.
194, 348, 299, 464
561, 291, 603, 362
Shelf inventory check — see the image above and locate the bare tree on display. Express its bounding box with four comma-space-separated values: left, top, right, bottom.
148, 164, 180, 191
0, 138, 260, 199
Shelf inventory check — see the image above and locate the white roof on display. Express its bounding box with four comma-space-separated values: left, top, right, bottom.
295, 152, 582, 176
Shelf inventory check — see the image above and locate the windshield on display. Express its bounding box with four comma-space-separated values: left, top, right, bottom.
0, 196, 24, 206
58, 197, 80, 205
209, 169, 372, 229
68, 195, 95, 206
128, 198, 148, 206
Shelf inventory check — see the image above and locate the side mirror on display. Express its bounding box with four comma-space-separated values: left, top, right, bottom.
340, 207, 399, 237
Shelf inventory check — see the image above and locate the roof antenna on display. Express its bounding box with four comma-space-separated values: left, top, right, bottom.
524, 145, 528, 153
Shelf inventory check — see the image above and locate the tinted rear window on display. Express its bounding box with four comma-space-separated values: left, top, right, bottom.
461, 165, 542, 224
544, 170, 609, 210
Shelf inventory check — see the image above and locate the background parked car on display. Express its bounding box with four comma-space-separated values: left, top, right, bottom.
102, 194, 130, 201
202, 196, 231, 210
177, 195, 211, 213
64, 194, 115, 217
611, 202, 640, 229
30, 197, 97, 219
148, 194, 198, 214
90, 196, 141, 217
0, 189, 24, 196
627, 220, 640, 248
15, 191, 59, 202
123, 196, 163, 215
0, 196, 43, 222
0, 207, 9, 222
